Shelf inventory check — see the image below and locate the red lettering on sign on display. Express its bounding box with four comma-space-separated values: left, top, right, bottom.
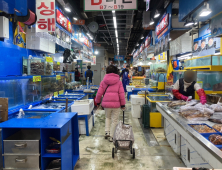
48, 18, 55, 31
100, 5, 103, 9
155, 14, 169, 36
37, 19, 47, 29
114, 5, 117, 9
38, 2, 55, 16
91, 0, 102, 5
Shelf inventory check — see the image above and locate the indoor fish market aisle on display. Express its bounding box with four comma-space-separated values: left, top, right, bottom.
75, 100, 185, 170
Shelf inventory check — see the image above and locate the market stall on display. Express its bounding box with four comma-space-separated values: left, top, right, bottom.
157, 102, 222, 168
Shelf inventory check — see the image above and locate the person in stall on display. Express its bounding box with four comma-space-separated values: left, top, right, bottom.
172, 70, 207, 104
75, 68, 80, 81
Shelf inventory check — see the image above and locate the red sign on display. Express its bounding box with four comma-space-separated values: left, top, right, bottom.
73, 20, 85, 25
36, 0, 55, 32
156, 14, 169, 36
56, 9, 72, 33
145, 35, 151, 47
139, 45, 143, 53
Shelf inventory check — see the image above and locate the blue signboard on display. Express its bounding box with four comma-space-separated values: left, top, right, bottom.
114, 55, 125, 61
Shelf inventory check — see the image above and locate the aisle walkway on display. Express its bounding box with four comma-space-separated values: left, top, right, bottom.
75, 101, 185, 170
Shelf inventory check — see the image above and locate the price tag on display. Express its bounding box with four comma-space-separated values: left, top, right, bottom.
33, 76, 41, 82
54, 92, 58, 97
57, 62, 60, 65
46, 57, 53, 63
56, 75, 61, 80
59, 90, 64, 95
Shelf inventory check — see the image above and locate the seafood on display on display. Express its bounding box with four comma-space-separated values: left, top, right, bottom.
209, 134, 222, 145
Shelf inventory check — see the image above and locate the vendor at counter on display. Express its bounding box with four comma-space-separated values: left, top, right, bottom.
172, 70, 207, 104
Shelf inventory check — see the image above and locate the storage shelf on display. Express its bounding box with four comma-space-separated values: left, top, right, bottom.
42, 153, 61, 158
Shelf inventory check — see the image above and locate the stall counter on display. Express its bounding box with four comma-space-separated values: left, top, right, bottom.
156, 102, 222, 168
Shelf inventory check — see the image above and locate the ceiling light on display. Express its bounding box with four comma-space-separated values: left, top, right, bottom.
116, 38, 118, 44
194, 22, 198, 25
115, 30, 118, 38
141, 36, 144, 39
95, 50, 98, 55
112, 10, 115, 13
184, 18, 194, 27
154, 10, 160, 18
73, 17, 78, 21
169, 38, 172, 41
137, 44, 139, 46
199, 2, 212, 17
113, 17, 117, 29
65, 7, 71, 12
149, 19, 154, 25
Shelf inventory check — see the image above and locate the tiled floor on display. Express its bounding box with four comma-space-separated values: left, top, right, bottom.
75, 101, 185, 170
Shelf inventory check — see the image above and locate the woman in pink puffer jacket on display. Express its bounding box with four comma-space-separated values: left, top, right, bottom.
96, 65, 126, 142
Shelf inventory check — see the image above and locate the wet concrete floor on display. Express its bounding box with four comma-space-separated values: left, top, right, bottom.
75, 100, 185, 170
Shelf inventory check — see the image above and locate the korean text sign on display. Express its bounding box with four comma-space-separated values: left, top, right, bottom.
84, 0, 137, 11
36, 0, 55, 32
56, 10, 72, 33
155, 14, 169, 37
114, 55, 125, 61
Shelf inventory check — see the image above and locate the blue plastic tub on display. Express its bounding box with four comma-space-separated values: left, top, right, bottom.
201, 133, 222, 149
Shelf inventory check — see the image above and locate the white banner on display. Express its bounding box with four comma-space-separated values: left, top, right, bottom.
84, 0, 137, 11
91, 56, 96, 65
36, 0, 55, 32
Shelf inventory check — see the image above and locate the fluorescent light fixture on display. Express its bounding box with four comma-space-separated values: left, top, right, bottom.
199, 3, 212, 17
117, 44, 119, 48
95, 50, 98, 55
65, 7, 71, 12
141, 36, 144, 39
169, 38, 172, 41
194, 22, 198, 25
136, 44, 139, 46
184, 18, 194, 27
112, 10, 115, 13
154, 10, 160, 18
113, 17, 117, 29
115, 30, 118, 38
116, 38, 118, 44
149, 19, 154, 25
73, 17, 78, 21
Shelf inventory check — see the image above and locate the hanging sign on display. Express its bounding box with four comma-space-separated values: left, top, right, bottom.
33, 76, 41, 82
84, 0, 137, 11
36, 0, 56, 32
158, 52, 167, 60
56, 75, 61, 80
155, 33, 170, 56
156, 14, 169, 37
114, 55, 125, 61
145, 35, 151, 47
91, 56, 97, 65
210, 12, 222, 37
146, 0, 150, 11
73, 20, 85, 25
46, 57, 53, 63
56, 9, 72, 33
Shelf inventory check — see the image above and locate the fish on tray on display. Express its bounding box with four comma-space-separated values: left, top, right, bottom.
208, 118, 222, 124
167, 100, 186, 107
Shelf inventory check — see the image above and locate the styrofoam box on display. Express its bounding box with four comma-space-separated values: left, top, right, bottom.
71, 99, 94, 115
126, 85, 135, 92
131, 95, 145, 105
79, 115, 93, 135
131, 104, 142, 118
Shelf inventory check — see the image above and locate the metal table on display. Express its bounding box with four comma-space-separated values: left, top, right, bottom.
156, 102, 222, 168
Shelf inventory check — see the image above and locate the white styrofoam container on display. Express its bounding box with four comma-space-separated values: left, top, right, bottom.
78, 115, 93, 135
71, 99, 94, 115
126, 85, 135, 92
131, 95, 145, 105
0, 16, 9, 39
131, 104, 142, 118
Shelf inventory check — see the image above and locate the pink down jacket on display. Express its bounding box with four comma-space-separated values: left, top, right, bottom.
95, 73, 126, 108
